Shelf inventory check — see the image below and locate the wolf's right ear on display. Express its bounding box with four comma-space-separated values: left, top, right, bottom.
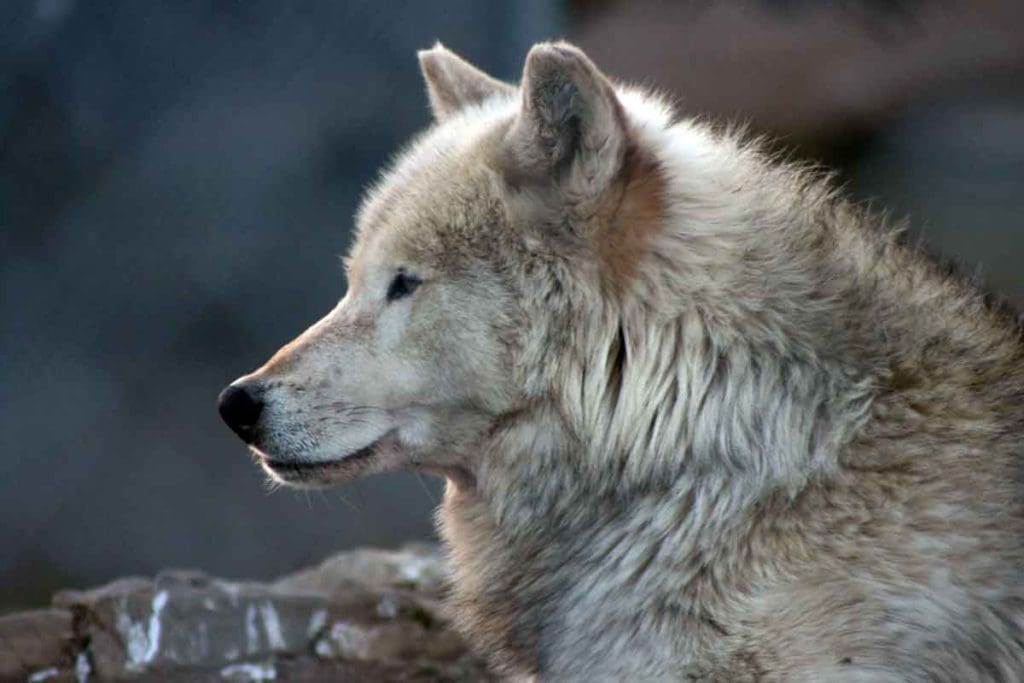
500, 42, 627, 209
418, 43, 515, 121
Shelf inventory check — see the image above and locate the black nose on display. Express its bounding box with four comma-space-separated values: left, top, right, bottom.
217, 382, 264, 444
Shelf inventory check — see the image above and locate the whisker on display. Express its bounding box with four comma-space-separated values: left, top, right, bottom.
415, 472, 439, 506
263, 475, 283, 495
333, 488, 362, 515
352, 478, 368, 513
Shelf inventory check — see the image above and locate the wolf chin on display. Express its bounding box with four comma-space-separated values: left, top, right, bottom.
217, 41, 1024, 681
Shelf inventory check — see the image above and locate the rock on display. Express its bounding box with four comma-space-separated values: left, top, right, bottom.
0, 545, 492, 682
0, 608, 75, 680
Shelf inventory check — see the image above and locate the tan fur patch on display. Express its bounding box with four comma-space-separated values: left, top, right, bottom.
596, 143, 667, 289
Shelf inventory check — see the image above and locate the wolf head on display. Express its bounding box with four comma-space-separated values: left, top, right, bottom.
216, 41, 671, 488
218, 41, 868, 493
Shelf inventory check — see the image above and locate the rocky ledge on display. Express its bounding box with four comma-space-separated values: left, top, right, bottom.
0, 545, 493, 682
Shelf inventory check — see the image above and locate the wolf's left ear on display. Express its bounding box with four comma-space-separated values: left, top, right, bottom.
418, 43, 515, 121
502, 42, 627, 203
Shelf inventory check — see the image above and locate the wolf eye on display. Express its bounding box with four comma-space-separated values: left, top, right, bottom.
386, 271, 421, 302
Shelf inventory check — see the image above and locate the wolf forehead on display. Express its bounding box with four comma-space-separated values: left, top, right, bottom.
352, 101, 522, 269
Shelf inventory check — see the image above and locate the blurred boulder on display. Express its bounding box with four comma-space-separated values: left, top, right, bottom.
0, 608, 75, 679
3, 545, 492, 682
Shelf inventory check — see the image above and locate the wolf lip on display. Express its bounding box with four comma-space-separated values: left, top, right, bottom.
262, 440, 379, 478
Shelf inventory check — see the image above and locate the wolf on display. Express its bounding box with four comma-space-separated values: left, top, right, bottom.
217, 41, 1024, 681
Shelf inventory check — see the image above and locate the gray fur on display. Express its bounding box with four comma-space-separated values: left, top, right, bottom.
229, 42, 1024, 681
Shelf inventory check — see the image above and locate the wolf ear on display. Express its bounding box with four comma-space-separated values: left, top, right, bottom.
502, 42, 627, 204
418, 43, 515, 121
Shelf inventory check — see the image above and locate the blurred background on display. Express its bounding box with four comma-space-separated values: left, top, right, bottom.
1, 0, 1022, 611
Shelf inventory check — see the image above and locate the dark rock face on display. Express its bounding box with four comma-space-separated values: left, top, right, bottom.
2, 545, 492, 682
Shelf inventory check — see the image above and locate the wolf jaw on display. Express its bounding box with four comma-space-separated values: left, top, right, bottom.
219, 41, 1024, 681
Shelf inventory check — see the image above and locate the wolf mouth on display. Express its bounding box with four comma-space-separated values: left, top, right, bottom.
262, 440, 379, 483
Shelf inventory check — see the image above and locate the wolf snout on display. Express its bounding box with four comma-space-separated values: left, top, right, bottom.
217, 381, 264, 444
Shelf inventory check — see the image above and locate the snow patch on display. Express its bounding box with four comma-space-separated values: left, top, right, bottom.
307, 608, 328, 638
317, 621, 372, 660
376, 595, 397, 619
122, 590, 169, 671
220, 660, 277, 681
75, 651, 91, 683
244, 604, 260, 654
398, 554, 433, 583
143, 591, 169, 662
258, 602, 285, 650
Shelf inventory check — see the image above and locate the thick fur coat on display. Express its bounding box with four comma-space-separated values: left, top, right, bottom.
220, 42, 1024, 681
